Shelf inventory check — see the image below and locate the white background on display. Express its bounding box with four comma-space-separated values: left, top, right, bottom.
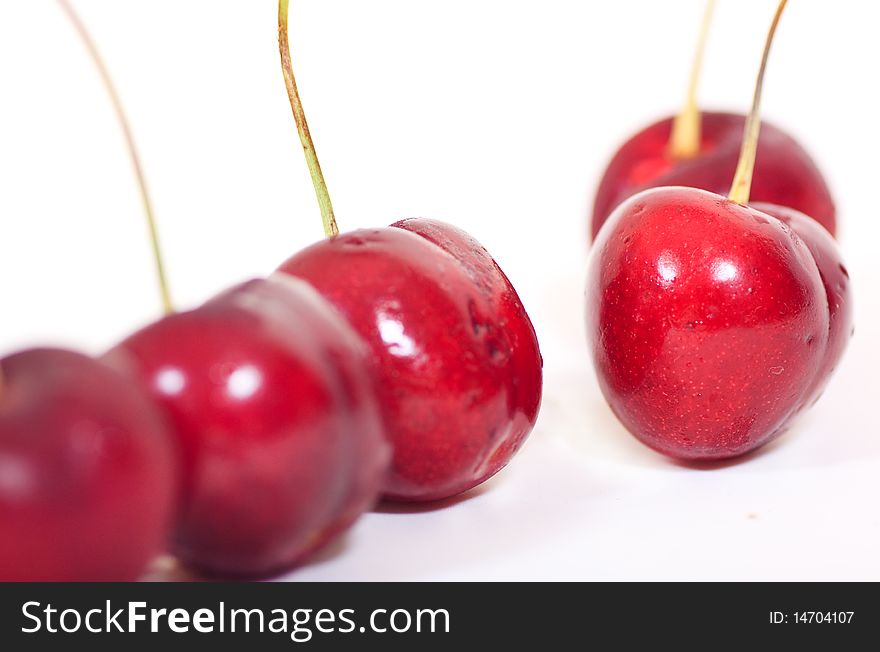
1, 1, 878, 580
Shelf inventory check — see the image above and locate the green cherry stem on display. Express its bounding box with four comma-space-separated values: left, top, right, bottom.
729, 0, 788, 206
278, 0, 338, 238
668, 0, 716, 159
57, 0, 174, 314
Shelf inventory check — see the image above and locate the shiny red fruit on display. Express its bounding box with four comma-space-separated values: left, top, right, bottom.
591, 112, 836, 240
586, 187, 851, 460
0, 348, 177, 581
278, 219, 542, 502
106, 277, 389, 577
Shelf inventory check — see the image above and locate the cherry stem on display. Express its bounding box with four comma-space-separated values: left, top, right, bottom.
729, 0, 788, 205
57, 0, 174, 314
278, 0, 338, 238
668, 0, 716, 159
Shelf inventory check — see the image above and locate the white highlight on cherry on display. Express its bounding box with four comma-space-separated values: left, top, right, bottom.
378, 313, 417, 358
657, 252, 679, 287
155, 367, 186, 396
713, 260, 738, 283
227, 365, 263, 400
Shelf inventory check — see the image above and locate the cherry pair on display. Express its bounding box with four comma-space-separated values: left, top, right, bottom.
585, 0, 852, 460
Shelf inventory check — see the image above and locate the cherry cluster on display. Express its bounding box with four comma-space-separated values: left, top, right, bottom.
0, 0, 854, 581
0, 1, 542, 580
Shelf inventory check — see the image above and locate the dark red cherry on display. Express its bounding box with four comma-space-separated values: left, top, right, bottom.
0, 348, 177, 581
106, 277, 389, 577
586, 187, 851, 460
591, 112, 836, 240
277, 220, 542, 502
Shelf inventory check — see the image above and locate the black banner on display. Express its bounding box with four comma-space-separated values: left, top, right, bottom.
0, 582, 875, 649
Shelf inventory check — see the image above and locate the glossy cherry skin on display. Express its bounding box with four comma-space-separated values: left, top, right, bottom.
591, 112, 836, 240
0, 348, 177, 581
752, 202, 853, 408
278, 219, 542, 502
393, 218, 542, 428
106, 277, 389, 577
586, 187, 851, 460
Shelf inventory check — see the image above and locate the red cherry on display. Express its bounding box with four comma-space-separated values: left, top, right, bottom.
106, 277, 389, 577
586, 186, 851, 460
274, 2, 540, 500
0, 349, 177, 580
591, 112, 836, 240
277, 220, 542, 502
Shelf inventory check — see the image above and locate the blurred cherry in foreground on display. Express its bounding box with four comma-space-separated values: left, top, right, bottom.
107, 278, 389, 577
0, 349, 177, 581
